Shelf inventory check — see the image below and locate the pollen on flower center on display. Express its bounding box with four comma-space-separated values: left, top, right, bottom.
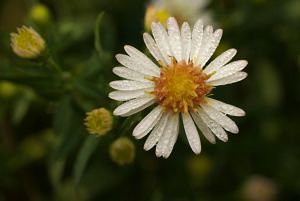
152, 58, 212, 113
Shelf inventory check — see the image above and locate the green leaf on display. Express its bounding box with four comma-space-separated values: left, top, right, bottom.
94, 12, 106, 57
94, 12, 116, 59
53, 96, 85, 160
73, 135, 99, 185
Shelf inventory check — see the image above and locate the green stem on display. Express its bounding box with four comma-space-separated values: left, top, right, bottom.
47, 56, 63, 75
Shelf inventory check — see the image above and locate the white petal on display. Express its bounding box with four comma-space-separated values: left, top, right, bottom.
109, 89, 149, 101
144, 112, 170, 151
109, 80, 154, 91
191, 112, 216, 144
163, 113, 179, 158
181, 22, 192, 63
197, 109, 228, 142
151, 22, 172, 64
113, 96, 155, 117
208, 60, 248, 81
206, 72, 247, 86
143, 33, 167, 66
190, 19, 203, 61
112, 67, 151, 82
133, 106, 163, 139
206, 97, 246, 116
124, 45, 160, 76
115, 54, 158, 77
167, 17, 182, 62
204, 49, 237, 74
182, 112, 201, 154
196, 28, 223, 67
156, 113, 178, 158
200, 103, 239, 133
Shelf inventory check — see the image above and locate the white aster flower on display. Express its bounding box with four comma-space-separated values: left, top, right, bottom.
109, 17, 247, 158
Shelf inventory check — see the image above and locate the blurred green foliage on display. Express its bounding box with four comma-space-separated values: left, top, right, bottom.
0, 0, 300, 201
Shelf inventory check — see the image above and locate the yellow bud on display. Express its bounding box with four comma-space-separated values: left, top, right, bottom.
84, 108, 113, 136
29, 4, 51, 25
10, 26, 46, 59
0, 81, 17, 97
144, 5, 171, 31
186, 155, 212, 180
109, 137, 135, 166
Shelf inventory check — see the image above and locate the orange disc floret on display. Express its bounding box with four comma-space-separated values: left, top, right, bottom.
152, 59, 212, 113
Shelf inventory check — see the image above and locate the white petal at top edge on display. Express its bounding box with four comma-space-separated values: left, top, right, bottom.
124, 45, 160, 76
167, 17, 182, 62
190, 19, 204, 62
151, 22, 172, 65
181, 22, 192, 63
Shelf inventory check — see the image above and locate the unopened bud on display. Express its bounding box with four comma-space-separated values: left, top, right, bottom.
84, 108, 113, 136
10, 26, 45, 59
109, 137, 135, 165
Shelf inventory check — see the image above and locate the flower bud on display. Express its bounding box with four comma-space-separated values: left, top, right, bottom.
29, 4, 51, 25
84, 108, 113, 136
10, 26, 46, 59
109, 137, 135, 165
144, 5, 170, 31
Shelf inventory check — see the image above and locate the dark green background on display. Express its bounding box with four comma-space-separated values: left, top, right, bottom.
0, 0, 300, 200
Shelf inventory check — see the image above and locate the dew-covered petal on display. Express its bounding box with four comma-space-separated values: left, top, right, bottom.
144, 112, 170, 151
167, 17, 182, 62
162, 113, 179, 158
109, 89, 150, 101
190, 19, 203, 61
112, 67, 151, 82
156, 113, 178, 158
143, 33, 167, 66
206, 97, 246, 116
124, 45, 160, 76
191, 112, 216, 144
200, 103, 239, 134
206, 72, 247, 86
181, 22, 191, 63
109, 80, 154, 91
113, 96, 155, 117
204, 49, 237, 74
196, 29, 223, 67
182, 112, 201, 154
151, 22, 172, 64
133, 106, 163, 139
208, 60, 248, 81
197, 109, 228, 142
116, 54, 158, 77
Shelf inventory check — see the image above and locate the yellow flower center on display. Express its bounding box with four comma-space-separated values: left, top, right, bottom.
15, 28, 43, 51
153, 59, 212, 113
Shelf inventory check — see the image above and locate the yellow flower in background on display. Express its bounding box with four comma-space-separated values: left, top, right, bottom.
109, 137, 135, 166
29, 3, 51, 25
0, 81, 17, 97
84, 108, 113, 136
144, 5, 171, 31
10, 26, 46, 59
145, 0, 212, 31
